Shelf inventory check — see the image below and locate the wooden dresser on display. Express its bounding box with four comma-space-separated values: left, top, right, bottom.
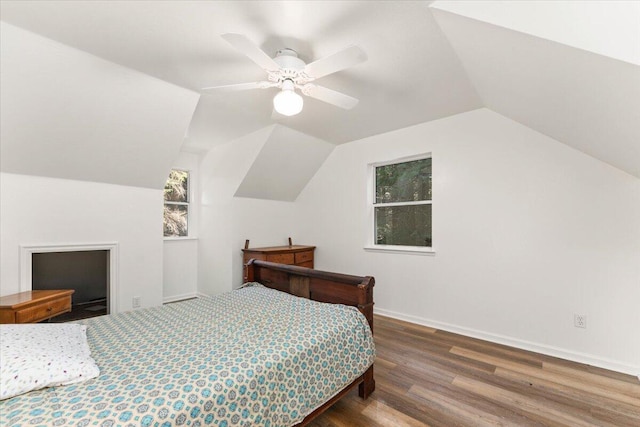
0, 289, 74, 323
242, 244, 315, 282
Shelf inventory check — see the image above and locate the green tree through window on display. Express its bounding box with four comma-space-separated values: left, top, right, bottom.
374, 157, 432, 247
163, 169, 189, 237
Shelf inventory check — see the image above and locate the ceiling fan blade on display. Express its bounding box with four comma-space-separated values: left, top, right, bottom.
221, 33, 280, 72
302, 84, 359, 110
201, 81, 276, 92
304, 45, 367, 79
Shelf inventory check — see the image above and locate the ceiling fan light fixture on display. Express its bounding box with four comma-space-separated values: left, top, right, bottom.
273, 80, 303, 116
208, 34, 366, 114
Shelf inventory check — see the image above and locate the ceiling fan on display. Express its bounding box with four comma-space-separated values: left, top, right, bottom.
201, 33, 367, 116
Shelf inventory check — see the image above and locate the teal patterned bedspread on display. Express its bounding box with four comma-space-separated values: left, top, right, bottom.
1, 284, 375, 426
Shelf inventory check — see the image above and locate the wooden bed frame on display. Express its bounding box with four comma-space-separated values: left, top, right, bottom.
245, 259, 376, 426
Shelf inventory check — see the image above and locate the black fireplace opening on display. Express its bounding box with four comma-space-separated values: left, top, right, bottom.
32, 250, 109, 321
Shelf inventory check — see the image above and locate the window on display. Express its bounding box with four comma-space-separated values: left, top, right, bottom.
163, 169, 189, 237
371, 156, 432, 250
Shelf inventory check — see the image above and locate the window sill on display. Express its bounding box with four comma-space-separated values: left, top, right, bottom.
163, 237, 198, 242
364, 245, 435, 255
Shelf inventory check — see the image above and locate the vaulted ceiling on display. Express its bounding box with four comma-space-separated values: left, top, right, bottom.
430, 1, 640, 178
1, 0, 639, 184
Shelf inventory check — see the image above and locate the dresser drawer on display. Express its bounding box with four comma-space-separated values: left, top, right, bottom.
266, 253, 295, 264
294, 250, 313, 264
15, 296, 71, 323
296, 261, 314, 269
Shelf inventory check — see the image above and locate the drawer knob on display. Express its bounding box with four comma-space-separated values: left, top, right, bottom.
47, 307, 53, 312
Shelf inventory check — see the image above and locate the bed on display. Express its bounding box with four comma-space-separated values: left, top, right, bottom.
0, 260, 375, 426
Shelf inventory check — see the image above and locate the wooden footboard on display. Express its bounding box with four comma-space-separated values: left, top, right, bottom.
245, 259, 376, 424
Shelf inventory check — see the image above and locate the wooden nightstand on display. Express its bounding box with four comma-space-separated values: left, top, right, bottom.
0, 289, 75, 324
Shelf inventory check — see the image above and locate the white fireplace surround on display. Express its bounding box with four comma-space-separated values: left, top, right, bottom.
20, 242, 119, 314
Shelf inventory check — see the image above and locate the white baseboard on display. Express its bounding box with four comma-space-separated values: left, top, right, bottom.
162, 292, 198, 304
196, 292, 209, 298
374, 307, 639, 378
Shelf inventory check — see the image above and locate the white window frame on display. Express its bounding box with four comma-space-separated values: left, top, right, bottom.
364, 153, 435, 255
163, 168, 193, 240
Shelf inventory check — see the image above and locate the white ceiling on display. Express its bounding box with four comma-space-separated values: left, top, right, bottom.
0, 23, 199, 189
0, 0, 481, 151
235, 125, 335, 201
431, 6, 640, 178
432, 1, 640, 66
0, 1, 638, 180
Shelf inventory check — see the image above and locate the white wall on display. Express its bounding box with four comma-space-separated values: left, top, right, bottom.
0, 173, 164, 312
197, 128, 303, 296
163, 240, 198, 302
294, 108, 640, 375
163, 151, 200, 302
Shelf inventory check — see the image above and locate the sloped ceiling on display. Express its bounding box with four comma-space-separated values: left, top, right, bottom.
431, 1, 640, 66
0, 23, 199, 189
235, 125, 335, 201
0, 0, 481, 152
0, 0, 638, 184
430, 2, 640, 178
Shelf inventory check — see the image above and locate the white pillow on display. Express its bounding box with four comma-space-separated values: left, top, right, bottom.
0, 323, 100, 400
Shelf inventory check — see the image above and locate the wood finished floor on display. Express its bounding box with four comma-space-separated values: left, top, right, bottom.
308, 315, 640, 427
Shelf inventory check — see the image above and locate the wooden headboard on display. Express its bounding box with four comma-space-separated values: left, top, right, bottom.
245, 259, 375, 332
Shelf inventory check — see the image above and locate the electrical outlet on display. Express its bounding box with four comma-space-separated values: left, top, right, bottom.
574, 314, 586, 329
132, 296, 141, 308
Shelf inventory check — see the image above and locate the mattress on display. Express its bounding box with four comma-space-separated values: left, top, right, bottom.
1, 284, 376, 426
